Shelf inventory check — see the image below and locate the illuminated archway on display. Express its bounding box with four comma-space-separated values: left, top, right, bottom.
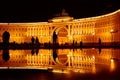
53, 27, 68, 45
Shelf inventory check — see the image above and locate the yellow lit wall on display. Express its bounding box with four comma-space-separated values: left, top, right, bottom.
0, 9, 119, 44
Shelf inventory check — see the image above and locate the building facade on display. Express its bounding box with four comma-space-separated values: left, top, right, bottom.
0, 9, 120, 44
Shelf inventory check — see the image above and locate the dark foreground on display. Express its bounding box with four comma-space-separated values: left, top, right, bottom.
0, 69, 120, 80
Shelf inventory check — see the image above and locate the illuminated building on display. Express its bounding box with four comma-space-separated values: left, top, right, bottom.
0, 9, 120, 44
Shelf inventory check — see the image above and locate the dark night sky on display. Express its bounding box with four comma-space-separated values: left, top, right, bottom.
0, 0, 119, 22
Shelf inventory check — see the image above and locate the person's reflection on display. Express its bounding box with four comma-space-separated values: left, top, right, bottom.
31, 49, 39, 55
98, 48, 101, 54
31, 49, 35, 55
2, 49, 10, 62
36, 49, 39, 55
53, 49, 58, 62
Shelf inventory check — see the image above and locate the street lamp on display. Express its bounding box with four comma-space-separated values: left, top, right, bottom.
110, 29, 119, 46
92, 32, 95, 46
110, 29, 114, 43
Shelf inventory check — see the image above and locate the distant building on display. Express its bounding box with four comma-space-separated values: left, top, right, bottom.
0, 9, 120, 44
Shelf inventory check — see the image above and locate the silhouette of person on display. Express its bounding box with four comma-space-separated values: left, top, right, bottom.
98, 38, 101, 45
2, 31, 10, 46
31, 37, 35, 45
35, 37, 39, 44
53, 31, 57, 44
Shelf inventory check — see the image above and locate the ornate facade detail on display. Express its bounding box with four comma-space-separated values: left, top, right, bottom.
0, 9, 119, 44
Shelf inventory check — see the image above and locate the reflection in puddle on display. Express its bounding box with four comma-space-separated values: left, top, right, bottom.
2, 49, 10, 62
110, 58, 115, 72
0, 49, 120, 74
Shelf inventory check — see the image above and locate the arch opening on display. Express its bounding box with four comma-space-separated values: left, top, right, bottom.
53, 28, 68, 45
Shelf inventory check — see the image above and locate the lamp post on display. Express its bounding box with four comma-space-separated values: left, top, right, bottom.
110, 29, 119, 46
110, 29, 114, 44
92, 32, 95, 46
